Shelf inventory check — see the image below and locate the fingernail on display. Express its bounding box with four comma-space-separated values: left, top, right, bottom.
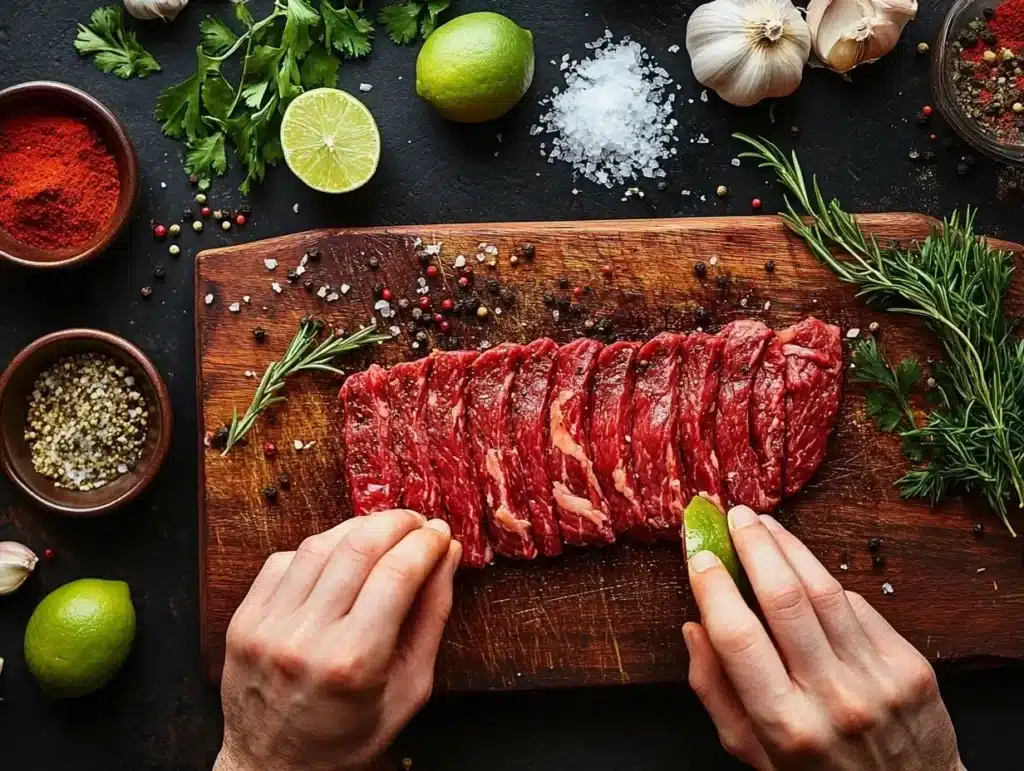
402, 509, 427, 522
448, 542, 463, 575
681, 623, 694, 652
688, 550, 721, 573
760, 514, 783, 533
727, 505, 758, 531
425, 518, 451, 537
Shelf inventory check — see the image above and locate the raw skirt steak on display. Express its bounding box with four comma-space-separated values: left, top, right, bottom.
632, 333, 686, 536
678, 332, 725, 508
423, 351, 492, 568
340, 364, 402, 516
510, 338, 563, 557
467, 344, 537, 560
388, 358, 443, 521
779, 317, 843, 496
751, 336, 786, 510
591, 341, 645, 535
547, 338, 615, 547
715, 321, 778, 512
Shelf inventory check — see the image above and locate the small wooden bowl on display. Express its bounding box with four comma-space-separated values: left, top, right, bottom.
0, 330, 172, 516
0, 82, 139, 269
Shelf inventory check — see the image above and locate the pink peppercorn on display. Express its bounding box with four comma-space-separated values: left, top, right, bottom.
426, 265, 438, 278
458, 276, 469, 287
201, 207, 212, 218
921, 105, 933, 116
153, 224, 167, 239
235, 214, 247, 226
43, 548, 56, 560
441, 298, 454, 311
572, 286, 583, 299
263, 441, 277, 459
440, 320, 451, 333
381, 288, 393, 302
433, 313, 443, 324
752, 198, 762, 210
418, 296, 431, 309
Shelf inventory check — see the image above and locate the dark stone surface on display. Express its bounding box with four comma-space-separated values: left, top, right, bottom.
0, 0, 1022, 768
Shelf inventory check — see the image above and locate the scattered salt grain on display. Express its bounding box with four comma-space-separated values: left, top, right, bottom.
359, 83, 373, 92
242, 296, 251, 304
326, 292, 340, 302
271, 282, 282, 294
700, 89, 709, 103
846, 327, 860, 339
731, 158, 741, 167
668, 44, 680, 53
204, 293, 214, 305
977, 567, 987, 573
264, 258, 278, 271
764, 300, 771, 311
454, 255, 467, 268
229, 302, 241, 313
293, 440, 304, 451
317, 286, 328, 298
869, 321, 879, 332
292, 203, 300, 214
709, 255, 718, 266
740, 297, 748, 308
245, 370, 256, 378
881, 582, 894, 595
389, 325, 401, 336
340, 284, 351, 294
695, 133, 709, 144
536, 36, 678, 188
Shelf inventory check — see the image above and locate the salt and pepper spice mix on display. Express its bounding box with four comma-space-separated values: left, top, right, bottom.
24, 353, 149, 491
948, 0, 1024, 143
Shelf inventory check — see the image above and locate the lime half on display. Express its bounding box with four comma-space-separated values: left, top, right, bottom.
281, 88, 381, 194
684, 496, 743, 584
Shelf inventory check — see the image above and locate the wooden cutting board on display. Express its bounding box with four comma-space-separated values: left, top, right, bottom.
196, 215, 1024, 690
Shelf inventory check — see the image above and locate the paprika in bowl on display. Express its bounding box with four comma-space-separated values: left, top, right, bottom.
0, 82, 139, 269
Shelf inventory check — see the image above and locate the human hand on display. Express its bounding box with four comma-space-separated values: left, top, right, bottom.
214, 509, 461, 771
683, 506, 965, 771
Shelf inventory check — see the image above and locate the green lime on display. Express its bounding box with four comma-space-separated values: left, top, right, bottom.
684, 496, 743, 584
416, 12, 535, 123
24, 578, 136, 698
281, 88, 381, 194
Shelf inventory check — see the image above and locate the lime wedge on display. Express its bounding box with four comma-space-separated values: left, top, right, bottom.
684, 496, 743, 584
281, 88, 381, 194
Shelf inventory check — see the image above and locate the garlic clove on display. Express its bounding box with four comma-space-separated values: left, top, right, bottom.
808, 0, 917, 73
0, 542, 38, 596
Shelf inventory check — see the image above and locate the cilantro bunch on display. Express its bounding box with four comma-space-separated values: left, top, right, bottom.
75, 5, 161, 80
379, 1, 450, 43
155, 0, 375, 193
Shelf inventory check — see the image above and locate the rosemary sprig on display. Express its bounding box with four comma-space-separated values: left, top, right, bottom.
736, 133, 1024, 534
222, 316, 391, 455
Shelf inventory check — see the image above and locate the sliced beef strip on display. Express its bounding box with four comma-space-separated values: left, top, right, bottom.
547, 338, 615, 547
631, 332, 687, 536
715, 320, 780, 512
340, 364, 402, 516
510, 338, 563, 557
751, 336, 786, 510
424, 350, 492, 568
678, 332, 725, 508
467, 344, 537, 560
388, 358, 444, 521
590, 341, 645, 535
778, 317, 843, 496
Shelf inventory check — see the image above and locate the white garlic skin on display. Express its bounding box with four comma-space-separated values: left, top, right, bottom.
0, 541, 38, 596
686, 0, 811, 107
807, 0, 918, 73
123, 0, 189, 22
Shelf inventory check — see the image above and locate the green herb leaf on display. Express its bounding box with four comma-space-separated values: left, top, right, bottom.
300, 43, 341, 89
234, 0, 256, 28
241, 80, 271, 110
322, 1, 374, 57
202, 76, 236, 121
420, 0, 449, 38
185, 133, 228, 185
200, 15, 239, 56
155, 47, 219, 140
282, 0, 321, 59
75, 5, 161, 80
378, 1, 422, 44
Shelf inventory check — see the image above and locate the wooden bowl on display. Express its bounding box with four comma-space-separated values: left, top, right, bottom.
0, 81, 139, 269
0, 330, 172, 516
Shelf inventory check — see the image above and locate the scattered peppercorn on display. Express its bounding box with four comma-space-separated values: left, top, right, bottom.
439, 320, 451, 333
868, 537, 882, 553
417, 252, 431, 266
169, 245, 181, 257
221, 220, 231, 232
193, 220, 204, 232
381, 287, 393, 302
306, 247, 320, 261
211, 426, 230, 449
477, 305, 489, 318
154, 266, 166, 281
572, 286, 583, 299
764, 260, 776, 273
235, 214, 247, 226
751, 198, 762, 210
917, 41, 930, 54
418, 296, 431, 310
263, 485, 278, 503
368, 257, 380, 270
519, 242, 535, 259
169, 223, 181, 237
921, 104, 933, 117
956, 162, 970, 176
715, 274, 730, 290
915, 112, 930, 125
287, 269, 299, 283
153, 224, 167, 239
431, 313, 442, 324
441, 298, 454, 311
253, 326, 267, 341
458, 276, 469, 287
487, 278, 500, 294
716, 184, 728, 197
543, 292, 555, 306
140, 286, 153, 299
303, 279, 314, 291
398, 298, 410, 310
263, 441, 277, 459
694, 262, 707, 278
201, 207, 212, 218
411, 308, 424, 321
43, 548, 56, 560
426, 265, 438, 278
871, 553, 886, 570
790, 125, 801, 138
973, 522, 985, 537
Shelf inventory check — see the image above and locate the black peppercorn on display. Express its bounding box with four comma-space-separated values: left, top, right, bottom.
714, 274, 730, 290
253, 326, 267, 341
868, 537, 882, 553
764, 260, 776, 273
154, 266, 166, 281
416, 330, 428, 342
558, 277, 569, 289
915, 112, 930, 125
973, 522, 985, 537
368, 256, 380, 270
981, 28, 996, 44
921, 150, 935, 162
694, 306, 711, 327
263, 485, 278, 503
278, 472, 291, 490
411, 308, 423, 320
499, 287, 515, 305
657, 181, 669, 191
211, 426, 230, 449
555, 296, 571, 311
983, 5, 995, 18
398, 298, 410, 310
304, 279, 314, 291
595, 318, 614, 335
487, 278, 500, 293
189, 174, 200, 185
183, 207, 194, 220
373, 282, 384, 298
439, 335, 459, 351
238, 204, 252, 217
694, 261, 707, 278
406, 321, 417, 334
287, 269, 299, 282
519, 242, 535, 259
965, 153, 976, 166
141, 286, 153, 299
306, 246, 320, 261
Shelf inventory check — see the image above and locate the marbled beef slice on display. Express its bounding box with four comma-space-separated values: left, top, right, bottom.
678, 332, 725, 508
388, 358, 443, 520
547, 338, 615, 547
467, 344, 537, 560
424, 350, 492, 568
751, 336, 786, 510
340, 364, 402, 516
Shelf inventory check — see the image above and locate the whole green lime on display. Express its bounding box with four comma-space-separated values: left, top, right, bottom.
416, 12, 535, 123
684, 496, 743, 584
24, 578, 136, 698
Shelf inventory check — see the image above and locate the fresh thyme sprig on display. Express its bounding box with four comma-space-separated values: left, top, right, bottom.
736, 133, 1024, 534
222, 317, 390, 455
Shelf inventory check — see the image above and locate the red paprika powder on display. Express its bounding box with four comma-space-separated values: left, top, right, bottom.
0, 109, 121, 250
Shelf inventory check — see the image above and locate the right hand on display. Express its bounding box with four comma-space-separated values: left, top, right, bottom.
684, 506, 965, 771
214, 509, 461, 771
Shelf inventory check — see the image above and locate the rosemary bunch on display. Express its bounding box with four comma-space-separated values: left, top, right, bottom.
222, 317, 390, 455
736, 133, 1024, 534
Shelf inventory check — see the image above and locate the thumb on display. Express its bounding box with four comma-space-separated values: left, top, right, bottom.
392, 540, 461, 680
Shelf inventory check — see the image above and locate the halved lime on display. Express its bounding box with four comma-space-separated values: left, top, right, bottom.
684, 496, 743, 584
281, 88, 381, 194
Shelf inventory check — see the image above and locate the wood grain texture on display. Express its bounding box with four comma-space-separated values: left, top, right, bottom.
196, 215, 1024, 691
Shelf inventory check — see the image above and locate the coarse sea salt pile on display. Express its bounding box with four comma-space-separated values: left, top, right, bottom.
533, 32, 678, 188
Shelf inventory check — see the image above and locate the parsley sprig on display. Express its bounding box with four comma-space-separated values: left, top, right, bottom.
851, 338, 924, 461
156, 0, 375, 192
378, 0, 450, 43
222, 317, 391, 455
75, 5, 161, 80
737, 133, 1024, 535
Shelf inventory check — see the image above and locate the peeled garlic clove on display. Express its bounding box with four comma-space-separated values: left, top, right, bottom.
807, 0, 917, 73
0, 542, 38, 595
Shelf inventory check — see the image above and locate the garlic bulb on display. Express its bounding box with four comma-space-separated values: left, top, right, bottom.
123, 0, 188, 22
686, 0, 811, 107
807, 0, 917, 73
0, 542, 38, 596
